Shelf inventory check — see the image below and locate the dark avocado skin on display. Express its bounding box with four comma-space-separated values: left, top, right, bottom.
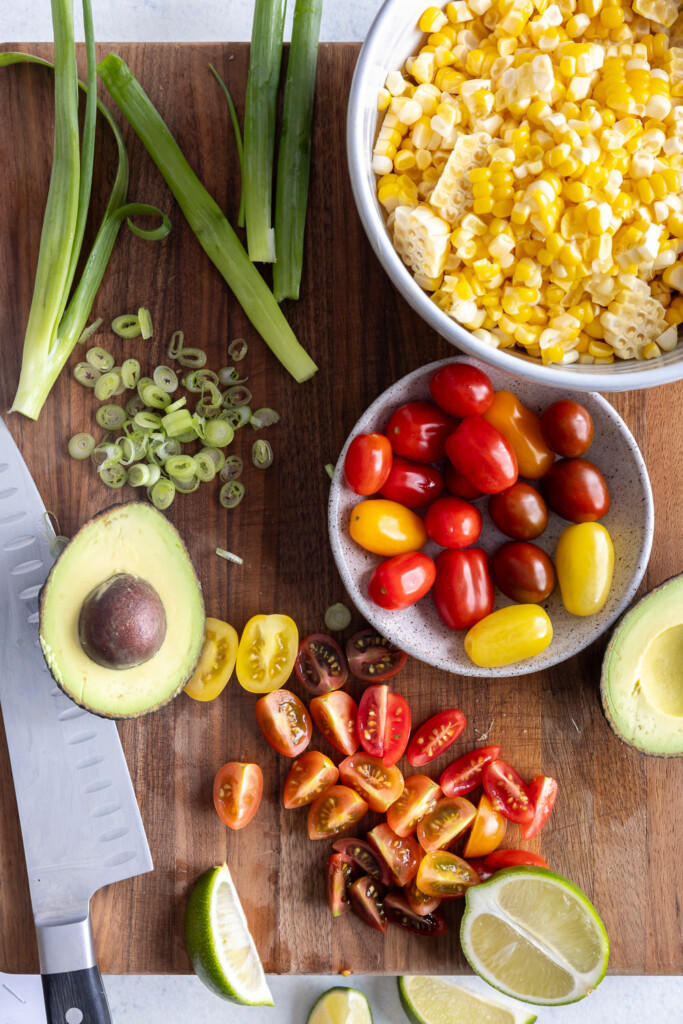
38, 501, 205, 720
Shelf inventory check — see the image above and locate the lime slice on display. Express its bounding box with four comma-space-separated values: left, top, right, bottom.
184, 863, 274, 1006
307, 986, 373, 1024
398, 976, 537, 1024
460, 866, 609, 1006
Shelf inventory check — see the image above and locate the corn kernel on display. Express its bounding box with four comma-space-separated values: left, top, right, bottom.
419, 7, 449, 32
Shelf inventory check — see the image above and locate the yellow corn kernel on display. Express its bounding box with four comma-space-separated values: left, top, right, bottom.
394, 149, 417, 171
542, 343, 566, 364
415, 148, 433, 170
473, 196, 495, 214
435, 67, 465, 93
643, 341, 661, 359
378, 88, 391, 111
419, 7, 448, 32
588, 339, 615, 357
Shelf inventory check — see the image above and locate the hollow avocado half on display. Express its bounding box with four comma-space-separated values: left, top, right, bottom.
39, 502, 205, 718
601, 574, 683, 757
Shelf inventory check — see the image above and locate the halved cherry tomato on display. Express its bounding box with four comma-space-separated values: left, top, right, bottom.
521, 775, 558, 841
255, 689, 312, 757
542, 458, 610, 523
424, 496, 482, 550
294, 634, 348, 695
489, 482, 549, 541
404, 877, 442, 917
283, 751, 339, 808
444, 462, 484, 500
484, 849, 550, 871
482, 760, 534, 824
492, 542, 556, 604
368, 823, 421, 886
357, 684, 411, 765
386, 401, 457, 462
464, 605, 553, 668
344, 432, 393, 495
326, 852, 356, 916
462, 793, 507, 858
368, 552, 436, 611
386, 775, 442, 837
349, 498, 428, 556
338, 753, 404, 812
236, 614, 298, 693
429, 362, 493, 417
445, 417, 518, 495
433, 548, 494, 631
184, 618, 238, 701
384, 891, 447, 936
416, 851, 480, 897
417, 797, 477, 853
379, 456, 444, 508
310, 690, 359, 756
482, 391, 555, 480
307, 785, 368, 840
349, 876, 388, 933
213, 762, 263, 831
346, 630, 407, 682
464, 858, 493, 882
406, 709, 467, 766
541, 400, 594, 458
333, 837, 392, 886
440, 745, 502, 798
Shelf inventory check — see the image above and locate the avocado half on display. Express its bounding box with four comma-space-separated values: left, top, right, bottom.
39, 502, 205, 719
601, 574, 683, 757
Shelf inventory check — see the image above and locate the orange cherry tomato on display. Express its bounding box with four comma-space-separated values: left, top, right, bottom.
349, 499, 428, 556
417, 797, 477, 853
213, 762, 263, 830
404, 877, 442, 917
462, 793, 507, 858
338, 753, 404, 812
386, 775, 442, 837
368, 823, 421, 887
310, 690, 359, 756
255, 688, 312, 757
307, 785, 368, 840
283, 751, 339, 808
416, 851, 480, 897
483, 391, 555, 480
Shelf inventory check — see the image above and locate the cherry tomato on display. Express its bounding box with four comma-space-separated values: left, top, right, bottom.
492, 541, 556, 604
464, 604, 553, 668
386, 401, 457, 462
433, 548, 494, 631
406, 709, 467, 766
307, 785, 368, 840
462, 794, 507, 858
184, 618, 238, 701
416, 851, 480, 897
255, 689, 312, 757
357, 684, 411, 765
465, 858, 494, 882
326, 852, 356, 917
482, 760, 534, 824
542, 458, 610, 523
283, 751, 339, 808
368, 823, 421, 886
295, 634, 348, 695
349, 498, 428, 556
333, 837, 392, 886
236, 614, 298, 693
346, 630, 407, 682
379, 456, 444, 508
338, 753, 404, 812
310, 690, 359, 756
417, 797, 477, 853
424, 496, 482, 550
444, 462, 484, 500
386, 775, 442, 837
521, 775, 558, 841
555, 522, 614, 616
541, 400, 594, 458
404, 877, 442, 916
429, 362, 494, 417
368, 552, 436, 611
213, 762, 263, 831
445, 417, 518, 495
349, 875, 388, 933
344, 432, 393, 495
482, 391, 555, 480
384, 891, 447, 936
440, 745, 502, 798
484, 849, 550, 871
489, 482, 549, 541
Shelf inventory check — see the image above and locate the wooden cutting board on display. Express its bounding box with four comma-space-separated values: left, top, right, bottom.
0, 42, 681, 977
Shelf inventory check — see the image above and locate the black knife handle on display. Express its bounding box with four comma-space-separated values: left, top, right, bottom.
42, 966, 112, 1024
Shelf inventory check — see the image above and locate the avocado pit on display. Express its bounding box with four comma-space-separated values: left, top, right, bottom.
78, 572, 167, 669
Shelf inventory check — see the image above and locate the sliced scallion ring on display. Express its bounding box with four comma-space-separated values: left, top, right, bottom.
94, 371, 123, 401
68, 432, 95, 460
174, 475, 200, 493
167, 329, 184, 359
134, 410, 163, 430
165, 396, 187, 413
86, 346, 115, 372
126, 394, 146, 418
216, 547, 243, 565
204, 418, 234, 448
200, 446, 226, 473
161, 409, 194, 437
219, 480, 245, 509
177, 347, 207, 368
183, 369, 218, 392
137, 376, 154, 401
149, 477, 175, 509
96, 404, 127, 430
165, 455, 197, 481
195, 452, 217, 482
324, 603, 352, 632
176, 427, 201, 444
121, 358, 141, 389
77, 317, 104, 345
325, 463, 335, 480
99, 464, 128, 489
153, 364, 178, 392
201, 381, 223, 409
128, 463, 152, 487
219, 455, 243, 482
252, 439, 273, 469
140, 383, 172, 409
112, 314, 141, 338
228, 337, 248, 361
138, 306, 153, 339
223, 384, 252, 407
250, 407, 280, 429
150, 438, 181, 462
218, 366, 248, 386
111, 367, 127, 396
74, 362, 101, 388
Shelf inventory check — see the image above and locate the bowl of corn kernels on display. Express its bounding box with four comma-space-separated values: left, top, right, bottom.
347, 0, 683, 391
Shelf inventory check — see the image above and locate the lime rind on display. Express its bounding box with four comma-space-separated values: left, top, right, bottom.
307, 986, 373, 1024
398, 976, 537, 1024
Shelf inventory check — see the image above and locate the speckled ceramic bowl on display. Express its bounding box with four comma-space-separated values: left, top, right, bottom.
328, 357, 654, 677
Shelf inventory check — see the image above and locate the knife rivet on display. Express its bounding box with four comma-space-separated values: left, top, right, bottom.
65, 1009, 84, 1024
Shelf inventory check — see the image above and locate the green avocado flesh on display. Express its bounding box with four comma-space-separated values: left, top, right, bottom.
601, 574, 683, 757
39, 502, 205, 718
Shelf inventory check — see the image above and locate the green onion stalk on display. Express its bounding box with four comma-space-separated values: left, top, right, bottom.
209, 65, 246, 229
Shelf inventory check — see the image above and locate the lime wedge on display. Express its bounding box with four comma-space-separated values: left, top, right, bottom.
184, 863, 274, 1006
307, 986, 373, 1024
398, 976, 537, 1024
460, 867, 609, 1006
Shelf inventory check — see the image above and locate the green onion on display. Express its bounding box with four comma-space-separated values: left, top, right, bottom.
219, 480, 245, 509
177, 347, 208, 368
223, 406, 252, 429
218, 366, 248, 386
204, 419, 235, 448
195, 452, 217, 482
68, 432, 95, 460
140, 383, 172, 408
112, 314, 141, 338
325, 462, 334, 480
99, 464, 127, 488
74, 361, 101, 387
228, 337, 248, 361
134, 410, 163, 430
183, 369, 217, 392
161, 409, 194, 437
220, 455, 243, 482
138, 306, 153, 338
137, 376, 153, 400
250, 407, 280, 429
151, 438, 182, 462
201, 381, 223, 409
77, 317, 103, 344
121, 358, 140, 388
149, 477, 175, 509
153, 365, 178, 392
94, 370, 122, 400
165, 396, 187, 413
111, 368, 127, 396
128, 463, 154, 487
174, 476, 200, 493
168, 330, 184, 359
216, 547, 244, 565
200, 447, 227, 473
252, 439, 273, 469
86, 346, 115, 371
224, 385, 252, 407
324, 603, 352, 632
209, 64, 246, 230
96, 404, 127, 430
273, 0, 323, 300
165, 455, 197, 481
126, 394, 145, 417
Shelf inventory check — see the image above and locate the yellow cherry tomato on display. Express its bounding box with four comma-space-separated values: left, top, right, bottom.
349, 499, 428, 556
236, 614, 299, 693
462, 794, 507, 858
464, 604, 553, 667
555, 522, 614, 616
184, 618, 238, 701
483, 390, 555, 479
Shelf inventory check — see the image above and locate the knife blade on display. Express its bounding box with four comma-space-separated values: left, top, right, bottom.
0, 417, 153, 1024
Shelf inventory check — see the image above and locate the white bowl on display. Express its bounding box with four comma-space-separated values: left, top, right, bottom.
346, 0, 683, 393
328, 357, 654, 677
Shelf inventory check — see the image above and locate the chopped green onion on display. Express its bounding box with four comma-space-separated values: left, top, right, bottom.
218, 366, 248, 386
126, 394, 145, 417
216, 547, 244, 565
208, 65, 246, 230
96, 404, 127, 430
74, 361, 101, 387
325, 462, 335, 480
224, 385, 252, 407
195, 452, 217, 482
219, 480, 245, 509
195, 400, 219, 419
220, 455, 243, 482
174, 475, 200, 493
134, 410, 163, 430
153, 365, 178, 392
250, 407, 280, 429
324, 603, 352, 632
165, 454, 197, 481
138, 306, 153, 339
111, 368, 127, 396
223, 406, 252, 429
140, 383, 172, 408
200, 446, 227, 472
149, 477, 175, 509
112, 313, 141, 338
161, 409, 194, 437
121, 358, 141, 388
204, 419, 235, 448
85, 346, 114, 371
183, 368, 217, 392
77, 317, 104, 344
137, 376, 154, 400
201, 381, 223, 409
165, 396, 187, 413
128, 463, 154, 487
252, 439, 273, 469
150, 438, 182, 462
99, 464, 127, 488
94, 370, 122, 400
228, 337, 248, 361
119, 435, 145, 464
68, 432, 95, 460
176, 426, 201, 443
168, 330, 184, 359
177, 347, 207, 368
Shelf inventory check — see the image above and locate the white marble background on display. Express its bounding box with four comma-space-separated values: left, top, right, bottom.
1, 1, 682, 1021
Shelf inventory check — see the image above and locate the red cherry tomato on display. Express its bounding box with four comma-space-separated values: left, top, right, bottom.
406, 709, 467, 766
379, 456, 444, 508
368, 552, 436, 611
483, 849, 550, 871
424, 496, 482, 549
333, 837, 392, 886
326, 852, 356, 916
346, 630, 407, 682
541, 401, 594, 458
283, 751, 339, 808
429, 362, 494, 417
368, 823, 421, 887
440, 745, 502, 798
255, 689, 312, 757
384, 891, 447, 936
307, 785, 368, 840
386, 401, 457, 463
344, 432, 393, 495
444, 462, 484, 500
310, 690, 359, 756
357, 684, 411, 766
521, 775, 558, 841
349, 875, 388, 933
489, 482, 549, 541
294, 634, 348, 695
491, 541, 556, 603
213, 762, 263, 830
445, 417, 518, 494
404, 877, 443, 916
433, 548, 494, 630
542, 458, 610, 523
482, 760, 534, 825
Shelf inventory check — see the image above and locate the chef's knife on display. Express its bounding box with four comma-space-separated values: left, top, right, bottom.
0, 417, 153, 1024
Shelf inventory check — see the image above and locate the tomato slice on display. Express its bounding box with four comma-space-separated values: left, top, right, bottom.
346, 630, 408, 682
482, 760, 534, 824
462, 793, 507, 858
349, 876, 388, 934
236, 614, 298, 693
326, 852, 357, 917
521, 775, 558, 840
384, 891, 447, 936
184, 618, 238, 701
416, 851, 480, 897
404, 877, 442, 917
357, 684, 411, 765
406, 709, 467, 766
333, 837, 392, 886
417, 797, 477, 853
307, 785, 368, 840
483, 850, 550, 871
213, 762, 263, 831
310, 690, 359, 756
439, 745, 502, 798
338, 753, 404, 812
283, 751, 339, 808
367, 823, 421, 887
294, 634, 348, 695
386, 775, 442, 837
255, 689, 312, 757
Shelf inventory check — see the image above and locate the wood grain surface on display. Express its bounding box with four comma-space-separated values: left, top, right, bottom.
0, 42, 681, 977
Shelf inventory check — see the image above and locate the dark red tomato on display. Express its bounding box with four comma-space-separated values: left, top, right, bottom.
326, 852, 357, 916
357, 685, 411, 765
333, 837, 392, 886
310, 691, 359, 756
491, 542, 556, 603
489, 482, 549, 541
429, 362, 494, 418
349, 875, 388, 933
255, 689, 312, 757
444, 462, 484, 500
521, 775, 558, 840
344, 432, 393, 495
404, 877, 442, 916
368, 823, 421, 886
445, 417, 518, 495
484, 849, 550, 871
295, 634, 348, 695
542, 458, 610, 523
406, 709, 467, 766
307, 785, 368, 840
440, 745, 502, 798
384, 891, 447, 936
541, 400, 594, 458
385, 401, 457, 463
346, 630, 407, 682
482, 760, 534, 824
379, 456, 444, 508
424, 496, 482, 549
283, 751, 339, 808
465, 858, 494, 882
213, 762, 263, 830
368, 552, 436, 611
433, 548, 494, 631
